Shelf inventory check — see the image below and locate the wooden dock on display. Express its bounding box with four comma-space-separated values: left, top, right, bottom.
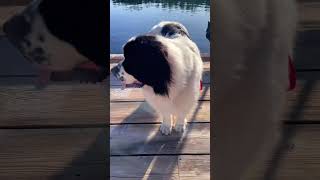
0, 1, 320, 179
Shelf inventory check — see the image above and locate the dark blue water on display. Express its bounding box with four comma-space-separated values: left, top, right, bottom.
110, 0, 210, 54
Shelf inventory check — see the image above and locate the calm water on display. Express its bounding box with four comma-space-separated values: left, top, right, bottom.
110, 0, 210, 54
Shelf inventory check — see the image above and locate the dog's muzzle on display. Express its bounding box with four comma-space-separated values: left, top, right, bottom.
111, 63, 124, 81
111, 63, 144, 89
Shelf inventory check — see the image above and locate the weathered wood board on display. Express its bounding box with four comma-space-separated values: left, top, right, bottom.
0, 128, 107, 180
0, 82, 107, 127
111, 125, 320, 180
110, 155, 210, 180
110, 123, 210, 155
110, 101, 210, 124
110, 85, 210, 102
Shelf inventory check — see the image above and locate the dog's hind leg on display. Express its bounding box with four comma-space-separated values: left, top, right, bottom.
174, 113, 187, 133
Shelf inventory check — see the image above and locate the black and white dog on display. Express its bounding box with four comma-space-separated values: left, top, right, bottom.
112, 21, 203, 135
3, 0, 108, 86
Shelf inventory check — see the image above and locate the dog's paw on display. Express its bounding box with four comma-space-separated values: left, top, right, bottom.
160, 123, 172, 135
174, 123, 186, 133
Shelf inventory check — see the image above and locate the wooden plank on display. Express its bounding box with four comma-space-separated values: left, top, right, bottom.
110, 79, 320, 123
247, 125, 320, 179
110, 123, 210, 155
111, 125, 320, 179
110, 101, 209, 124
110, 84, 210, 102
110, 155, 210, 179
0, 83, 107, 127
298, 1, 320, 29
110, 175, 179, 180
285, 79, 320, 122
0, 128, 107, 180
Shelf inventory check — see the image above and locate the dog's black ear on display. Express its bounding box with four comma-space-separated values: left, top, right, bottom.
123, 36, 172, 96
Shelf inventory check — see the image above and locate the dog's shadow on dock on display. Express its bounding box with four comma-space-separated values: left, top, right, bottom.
264, 75, 318, 180
109, 84, 210, 179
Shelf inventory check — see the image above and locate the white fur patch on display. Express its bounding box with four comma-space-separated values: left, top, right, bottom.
21, 6, 88, 71
144, 22, 203, 135
115, 21, 203, 135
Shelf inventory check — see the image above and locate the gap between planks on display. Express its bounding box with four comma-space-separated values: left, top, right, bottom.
111, 125, 320, 179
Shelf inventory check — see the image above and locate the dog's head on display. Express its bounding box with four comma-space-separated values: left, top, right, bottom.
149, 21, 190, 39
3, 0, 107, 69
111, 35, 172, 96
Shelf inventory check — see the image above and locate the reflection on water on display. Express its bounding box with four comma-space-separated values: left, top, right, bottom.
112, 0, 210, 12
111, 0, 210, 53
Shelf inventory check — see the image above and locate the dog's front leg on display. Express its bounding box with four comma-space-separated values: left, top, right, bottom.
160, 113, 172, 135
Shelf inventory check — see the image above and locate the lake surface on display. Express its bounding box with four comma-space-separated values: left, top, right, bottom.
110, 0, 210, 54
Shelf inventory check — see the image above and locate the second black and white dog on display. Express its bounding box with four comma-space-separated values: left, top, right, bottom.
3, 0, 108, 86
111, 21, 203, 135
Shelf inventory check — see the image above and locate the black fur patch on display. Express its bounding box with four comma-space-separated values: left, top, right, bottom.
29, 47, 47, 63
161, 23, 190, 39
123, 36, 172, 96
38, 0, 108, 69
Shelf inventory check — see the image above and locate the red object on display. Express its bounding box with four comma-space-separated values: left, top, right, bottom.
76, 61, 100, 71
288, 55, 296, 91
200, 80, 203, 90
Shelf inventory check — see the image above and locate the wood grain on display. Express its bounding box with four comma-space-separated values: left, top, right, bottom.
110, 85, 210, 102
110, 101, 210, 124
110, 155, 210, 180
111, 125, 320, 179
110, 80, 320, 122
110, 123, 210, 155
298, 1, 320, 30
285, 80, 320, 121
247, 125, 320, 179
0, 83, 107, 127
0, 128, 107, 180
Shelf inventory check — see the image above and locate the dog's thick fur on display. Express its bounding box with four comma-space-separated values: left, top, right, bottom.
213, 0, 297, 179
3, 0, 108, 85
113, 21, 203, 135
